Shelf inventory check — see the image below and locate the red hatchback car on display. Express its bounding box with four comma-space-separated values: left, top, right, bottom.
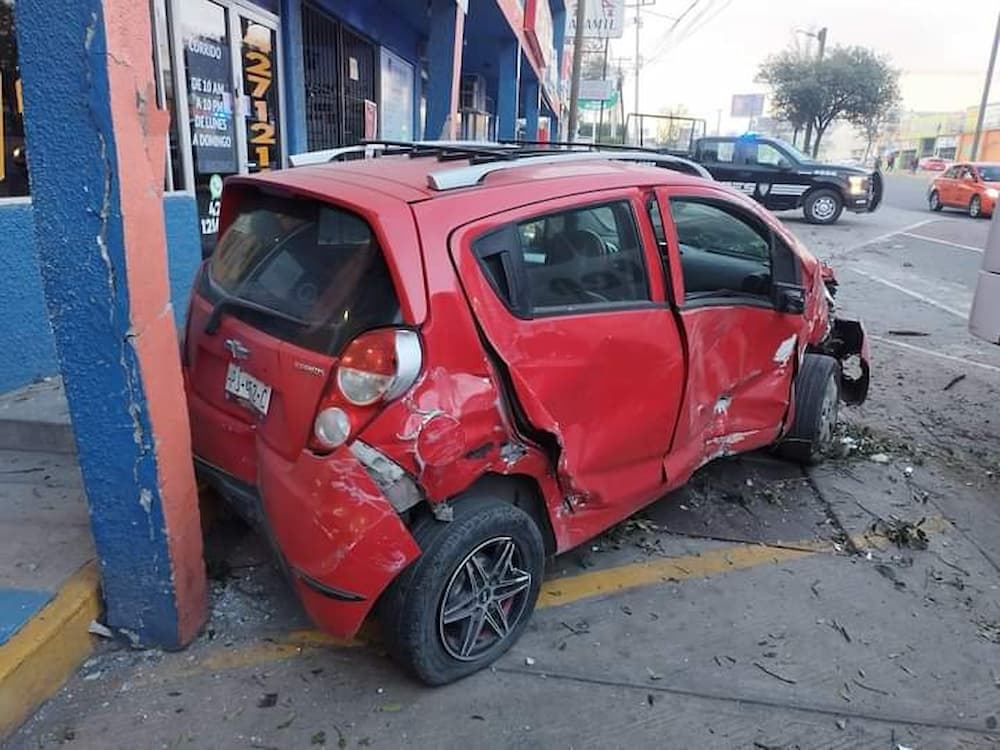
928, 162, 1000, 218
184, 144, 870, 684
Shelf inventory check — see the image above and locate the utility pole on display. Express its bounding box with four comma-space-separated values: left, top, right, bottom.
634, 4, 642, 122
567, 0, 588, 142
801, 26, 827, 154
972, 10, 1000, 161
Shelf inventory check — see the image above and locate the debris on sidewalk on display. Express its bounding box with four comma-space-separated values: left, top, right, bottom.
87, 620, 113, 638
872, 516, 929, 550
753, 661, 797, 685
976, 619, 1000, 644
943, 373, 967, 391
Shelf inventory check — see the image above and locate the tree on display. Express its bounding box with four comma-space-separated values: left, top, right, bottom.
758, 46, 900, 158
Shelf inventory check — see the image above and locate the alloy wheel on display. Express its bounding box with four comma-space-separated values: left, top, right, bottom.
438, 536, 533, 661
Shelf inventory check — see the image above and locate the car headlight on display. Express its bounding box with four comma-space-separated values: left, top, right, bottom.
986, 188, 999, 200
848, 176, 867, 195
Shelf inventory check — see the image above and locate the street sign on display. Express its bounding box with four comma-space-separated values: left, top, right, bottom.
579, 78, 614, 101
731, 93, 765, 118
567, 0, 625, 39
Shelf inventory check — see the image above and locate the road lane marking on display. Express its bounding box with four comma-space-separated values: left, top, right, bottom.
898, 232, 984, 253
837, 218, 941, 256
870, 335, 1000, 374
132, 519, 950, 683
537, 542, 818, 607
844, 267, 968, 319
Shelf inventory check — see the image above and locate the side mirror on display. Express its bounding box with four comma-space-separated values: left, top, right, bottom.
777, 159, 793, 171
774, 282, 806, 314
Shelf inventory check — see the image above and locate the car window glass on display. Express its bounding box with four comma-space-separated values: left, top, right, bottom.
668, 198, 772, 300
755, 143, 785, 167
942, 167, 957, 178
647, 198, 665, 246
479, 201, 651, 314
699, 141, 734, 164
206, 192, 401, 354
978, 166, 1000, 181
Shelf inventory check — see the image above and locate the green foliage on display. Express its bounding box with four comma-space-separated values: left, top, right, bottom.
758, 45, 900, 156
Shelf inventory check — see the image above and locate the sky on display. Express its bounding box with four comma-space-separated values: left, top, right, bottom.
607, 0, 1000, 133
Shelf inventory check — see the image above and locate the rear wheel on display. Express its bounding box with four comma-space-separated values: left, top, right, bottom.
776, 353, 840, 464
379, 497, 544, 685
969, 195, 983, 218
803, 189, 844, 225
928, 190, 943, 211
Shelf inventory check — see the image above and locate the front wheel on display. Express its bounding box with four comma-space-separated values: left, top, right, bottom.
969, 195, 983, 218
379, 497, 544, 685
776, 353, 841, 464
928, 190, 943, 211
803, 189, 844, 225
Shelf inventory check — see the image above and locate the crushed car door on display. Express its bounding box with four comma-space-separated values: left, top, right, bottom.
654, 186, 806, 469
449, 190, 686, 537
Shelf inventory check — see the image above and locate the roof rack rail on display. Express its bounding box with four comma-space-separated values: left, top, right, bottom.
289, 140, 522, 168
498, 139, 667, 155
427, 150, 711, 190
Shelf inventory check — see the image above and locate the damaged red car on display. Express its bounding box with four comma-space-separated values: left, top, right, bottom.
183, 143, 870, 685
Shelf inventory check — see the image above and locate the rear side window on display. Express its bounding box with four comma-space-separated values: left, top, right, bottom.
474, 200, 651, 315
204, 191, 401, 354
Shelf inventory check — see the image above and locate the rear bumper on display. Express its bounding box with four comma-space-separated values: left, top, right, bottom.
196, 443, 422, 640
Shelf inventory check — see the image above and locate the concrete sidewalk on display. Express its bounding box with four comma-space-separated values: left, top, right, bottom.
0, 383, 100, 738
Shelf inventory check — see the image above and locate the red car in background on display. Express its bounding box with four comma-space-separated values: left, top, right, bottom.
918, 156, 951, 172
928, 162, 1000, 218
183, 143, 870, 684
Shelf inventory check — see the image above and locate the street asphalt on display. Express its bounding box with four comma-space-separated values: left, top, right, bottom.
5, 173, 1000, 750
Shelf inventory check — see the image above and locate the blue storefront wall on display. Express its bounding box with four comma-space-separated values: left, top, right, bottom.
281, 0, 426, 154
0, 192, 201, 394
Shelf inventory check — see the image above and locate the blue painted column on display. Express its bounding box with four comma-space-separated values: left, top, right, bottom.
497, 41, 519, 141
424, 0, 465, 140
523, 80, 540, 140
280, 0, 308, 156
17, 0, 208, 648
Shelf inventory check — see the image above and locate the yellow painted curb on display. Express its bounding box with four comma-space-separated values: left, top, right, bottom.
0, 561, 101, 739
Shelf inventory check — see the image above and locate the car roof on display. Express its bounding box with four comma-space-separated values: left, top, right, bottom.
236, 152, 710, 205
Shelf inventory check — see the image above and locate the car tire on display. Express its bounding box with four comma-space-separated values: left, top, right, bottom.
378, 497, 544, 686
776, 353, 840, 464
803, 189, 844, 225
969, 195, 983, 218
928, 190, 943, 211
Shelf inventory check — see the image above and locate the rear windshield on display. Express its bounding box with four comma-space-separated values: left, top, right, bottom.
203, 191, 401, 355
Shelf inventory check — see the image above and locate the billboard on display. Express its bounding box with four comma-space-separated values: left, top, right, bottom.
567, 0, 625, 39
731, 93, 765, 118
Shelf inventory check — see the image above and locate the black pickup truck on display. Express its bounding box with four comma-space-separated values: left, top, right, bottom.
673, 134, 883, 225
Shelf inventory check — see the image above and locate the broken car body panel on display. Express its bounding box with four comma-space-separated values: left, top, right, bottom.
185, 153, 871, 642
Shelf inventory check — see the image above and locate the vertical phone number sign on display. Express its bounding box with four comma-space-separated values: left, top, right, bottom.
242, 21, 279, 172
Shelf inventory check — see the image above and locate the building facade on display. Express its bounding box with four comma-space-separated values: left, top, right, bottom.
0, 0, 568, 393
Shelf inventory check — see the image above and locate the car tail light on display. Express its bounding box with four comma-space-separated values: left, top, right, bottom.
309, 328, 422, 452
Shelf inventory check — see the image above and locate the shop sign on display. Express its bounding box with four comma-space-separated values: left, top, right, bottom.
566, 0, 625, 39
185, 32, 237, 175
242, 21, 279, 172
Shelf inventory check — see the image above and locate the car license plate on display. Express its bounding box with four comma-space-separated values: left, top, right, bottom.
224, 363, 272, 416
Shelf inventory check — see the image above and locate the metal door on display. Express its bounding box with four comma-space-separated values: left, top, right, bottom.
302, 6, 377, 149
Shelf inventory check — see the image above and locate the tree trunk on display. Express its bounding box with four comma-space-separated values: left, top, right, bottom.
812, 123, 828, 158
792, 126, 800, 147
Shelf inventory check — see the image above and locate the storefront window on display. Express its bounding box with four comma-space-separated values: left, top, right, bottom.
0, 1, 28, 198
